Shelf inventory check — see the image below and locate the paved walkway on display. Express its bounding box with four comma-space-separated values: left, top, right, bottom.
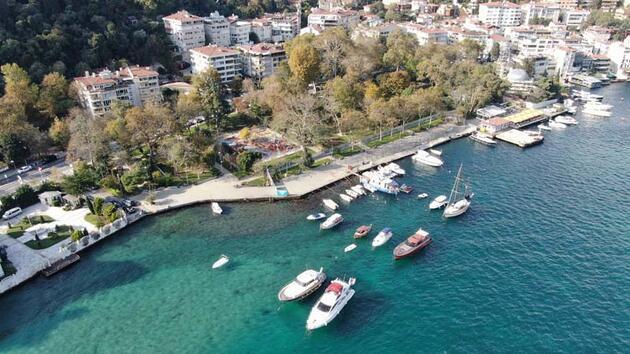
138, 123, 475, 214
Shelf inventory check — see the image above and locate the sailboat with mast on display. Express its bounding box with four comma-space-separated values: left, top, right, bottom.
443, 164, 474, 218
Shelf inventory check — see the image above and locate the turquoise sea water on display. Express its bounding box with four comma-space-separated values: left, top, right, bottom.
1, 84, 629, 353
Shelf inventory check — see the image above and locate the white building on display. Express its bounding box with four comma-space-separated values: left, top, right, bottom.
521, 3, 561, 25
266, 13, 300, 42
74, 66, 161, 117
606, 38, 630, 79
402, 23, 449, 45
563, 9, 589, 28
228, 16, 252, 45
251, 18, 273, 43
506, 68, 535, 95
479, 1, 523, 27
238, 43, 287, 79
583, 26, 612, 44
190, 45, 241, 83
352, 23, 400, 40
553, 46, 579, 78
163, 10, 205, 61
204, 11, 231, 47
307, 8, 360, 30
518, 37, 563, 57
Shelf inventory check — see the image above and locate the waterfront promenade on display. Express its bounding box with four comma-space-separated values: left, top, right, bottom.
138, 123, 475, 214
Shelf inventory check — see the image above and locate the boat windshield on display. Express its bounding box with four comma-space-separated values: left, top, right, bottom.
295, 278, 311, 287
405, 239, 419, 247
317, 302, 332, 312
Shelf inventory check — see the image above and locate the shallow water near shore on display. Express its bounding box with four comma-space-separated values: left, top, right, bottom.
1, 84, 629, 353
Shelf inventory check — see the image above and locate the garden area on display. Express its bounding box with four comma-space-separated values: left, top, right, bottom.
24, 225, 87, 250
5, 215, 55, 238
84, 197, 122, 228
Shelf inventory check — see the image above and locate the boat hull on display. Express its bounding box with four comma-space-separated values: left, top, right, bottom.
443, 201, 471, 218
278, 273, 326, 302
306, 289, 355, 330
393, 237, 432, 260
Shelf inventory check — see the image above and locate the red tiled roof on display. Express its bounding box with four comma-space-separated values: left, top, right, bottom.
163, 10, 202, 22
191, 45, 239, 57
120, 66, 158, 78
237, 43, 285, 55
74, 76, 116, 87
485, 117, 511, 126
490, 34, 506, 41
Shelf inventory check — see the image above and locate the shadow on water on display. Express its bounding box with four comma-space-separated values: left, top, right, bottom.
0, 259, 148, 350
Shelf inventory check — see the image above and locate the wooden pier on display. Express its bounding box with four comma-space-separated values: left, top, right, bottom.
41, 254, 80, 277
495, 129, 544, 148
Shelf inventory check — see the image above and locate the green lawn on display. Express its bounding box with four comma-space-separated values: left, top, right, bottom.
312, 157, 333, 168
242, 176, 267, 187
5, 215, 55, 238
333, 145, 364, 158
85, 213, 108, 227
24, 225, 73, 250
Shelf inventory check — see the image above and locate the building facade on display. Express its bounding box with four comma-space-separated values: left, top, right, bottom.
163, 10, 205, 61
229, 16, 252, 45
204, 12, 231, 47
238, 43, 287, 79
74, 66, 161, 117
307, 8, 360, 30
190, 45, 241, 83
479, 1, 523, 27
606, 38, 630, 79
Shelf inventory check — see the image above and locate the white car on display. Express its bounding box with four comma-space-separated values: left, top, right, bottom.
2, 207, 22, 220
17, 165, 32, 174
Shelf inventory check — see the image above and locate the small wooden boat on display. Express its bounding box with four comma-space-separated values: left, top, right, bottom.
400, 184, 413, 194
417, 193, 429, 199
323, 199, 339, 210
211, 202, 223, 214
307, 213, 326, 221
393, 229, 432, 260
353, 224, 372, 239
344, 244, 357, 253
278, 268, 326, 301
212, 255, 229, 269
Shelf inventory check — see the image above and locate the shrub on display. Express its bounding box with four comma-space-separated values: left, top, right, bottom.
302, 149, 314, 168
71, 230, 83, 242
48, 231, 58, 238
103, 204, 119, 223
236, 151, 262, 175
93, 197, 104, 216
238, 127, 251, 140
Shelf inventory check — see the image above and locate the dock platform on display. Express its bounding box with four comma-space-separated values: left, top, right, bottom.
41, 254, 80, 277
496, 129, 544, 148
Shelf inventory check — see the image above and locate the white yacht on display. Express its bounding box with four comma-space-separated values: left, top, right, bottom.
278, 268, 326, 302
429, 195, 448, 210
320, 213, 343, 230
443, 165, 473, 219
555, 115, 578, 125
306, 278, 356, 330
412, 150, 444, 167
372, 228, 393, 247
323, 199, 339, 210
211, 202, 223, 214
583, 102, 612, 117
469, 132, 498, 146
345, 189, 359, 198
548, 119, 567, 129
564, 99, 577, 114
429, 149, 442, 156
212, 255, 229, 269
538, 123, 551, 131
386, 162, 405, 175
351, 185, 366, 195
339, 194, 353, 203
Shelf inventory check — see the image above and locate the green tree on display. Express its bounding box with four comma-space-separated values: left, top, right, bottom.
37, 72, 72, 121
313, 27, 351, 79
383, 30, 418, 71
62, 162, 100, 195
287, 36, 321, 87
189, 68, 228, 130
490, 42, 501, 61
48, 118, 71, 148
379, 71, 411, 98
93, 197, 104, 215
71, 229, 83, 242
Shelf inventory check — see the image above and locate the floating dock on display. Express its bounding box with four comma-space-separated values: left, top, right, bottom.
41, 254, 80, 277
495, 129, 544, 148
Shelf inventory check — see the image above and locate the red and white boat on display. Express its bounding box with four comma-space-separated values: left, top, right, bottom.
393, 229, 432, 260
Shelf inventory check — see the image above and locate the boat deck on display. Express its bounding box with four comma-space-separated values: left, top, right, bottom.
495, 130, 544, 148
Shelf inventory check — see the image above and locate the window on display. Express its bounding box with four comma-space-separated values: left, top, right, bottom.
317, 303, 332, 312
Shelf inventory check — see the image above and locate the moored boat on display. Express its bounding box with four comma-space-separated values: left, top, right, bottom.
429, 149, 442, 156
212, 255, 229, 269
344, 244, 357, 253
211, 202, 223, 214
393, 228, 432, 260
412, 150, 444, 167
323, 199, 339, 210
548, 119, 567, 129
351, 185, 366, 195
429, 195, 448, 210
469, 132, 497, 146
306, 278, 356, 330
278, 268, 326, 302
386, 162, 405, 175
443, 164, 473, 219
339, 193, 353, 203
555, 115, 578, 125
400, 184, 413, 194
321, 213, 344, 230
345, 189, 359, 198
372, 227, 393, 247
307, 213, 326, 221
417, 193, 429, 199
538, 123, 551, 131
353, 224, 372, 239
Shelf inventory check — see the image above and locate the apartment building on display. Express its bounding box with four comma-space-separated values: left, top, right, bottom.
553, 46, 579, 78
599, 0, 618, 12
238, 43, 287, 79
190, 45, 241, 83
204, 11, 231, 47
251, 18, 273, 43
521, 3, 561, 25
606, 38, 630, 79
563, 9, 589, 28
448, 28, 489, 45
583, 26, 612, 44
228, 16, 252, 45
319, 0, 356, 10
307, 8, 360, 30
163, 10, 205, 61
402, 23, 448, 45
518, 37, 563, 57
352, 23, 400, 40
74, 66, 161, 117
479, 1, 523, 27
543, 0, 579, 9
266, 13, 300, 42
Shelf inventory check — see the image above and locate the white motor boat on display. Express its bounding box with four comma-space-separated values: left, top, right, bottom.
323, 199, 339, 210
412, 150, 444, 167
351, 185, 366, 195
443, 165, 473, 219
583, 102, 612, 117
469, 132, 497, 146
429, 195, 448, 210
306, 278, 356, 330
538, 123, 551, 131
344, 244, 357, 253
386, 162, 405, 175
339, 194, 353, 203
345, 189, 359, 198
429, 149, 442, 156
362, 183, 377, 193
320, 213, 343, 230
555, 115, 578, 125
548, 119, 567, 129
372, 228, 393, 247
278, 268, 326, 301
307, 213, 326, 221
211, 202, 223, 214
417, 193, 429, 199
212, 255, 229, 269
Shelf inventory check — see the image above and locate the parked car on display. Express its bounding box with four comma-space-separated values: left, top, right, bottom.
2, 207, 22, 220
17, 165, 32, 174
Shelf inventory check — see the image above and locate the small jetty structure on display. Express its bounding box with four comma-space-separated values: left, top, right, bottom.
41, 254, 80, 277
495, 129, 543, 148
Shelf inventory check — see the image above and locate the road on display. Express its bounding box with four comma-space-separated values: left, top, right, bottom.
0, 157, 74, 197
